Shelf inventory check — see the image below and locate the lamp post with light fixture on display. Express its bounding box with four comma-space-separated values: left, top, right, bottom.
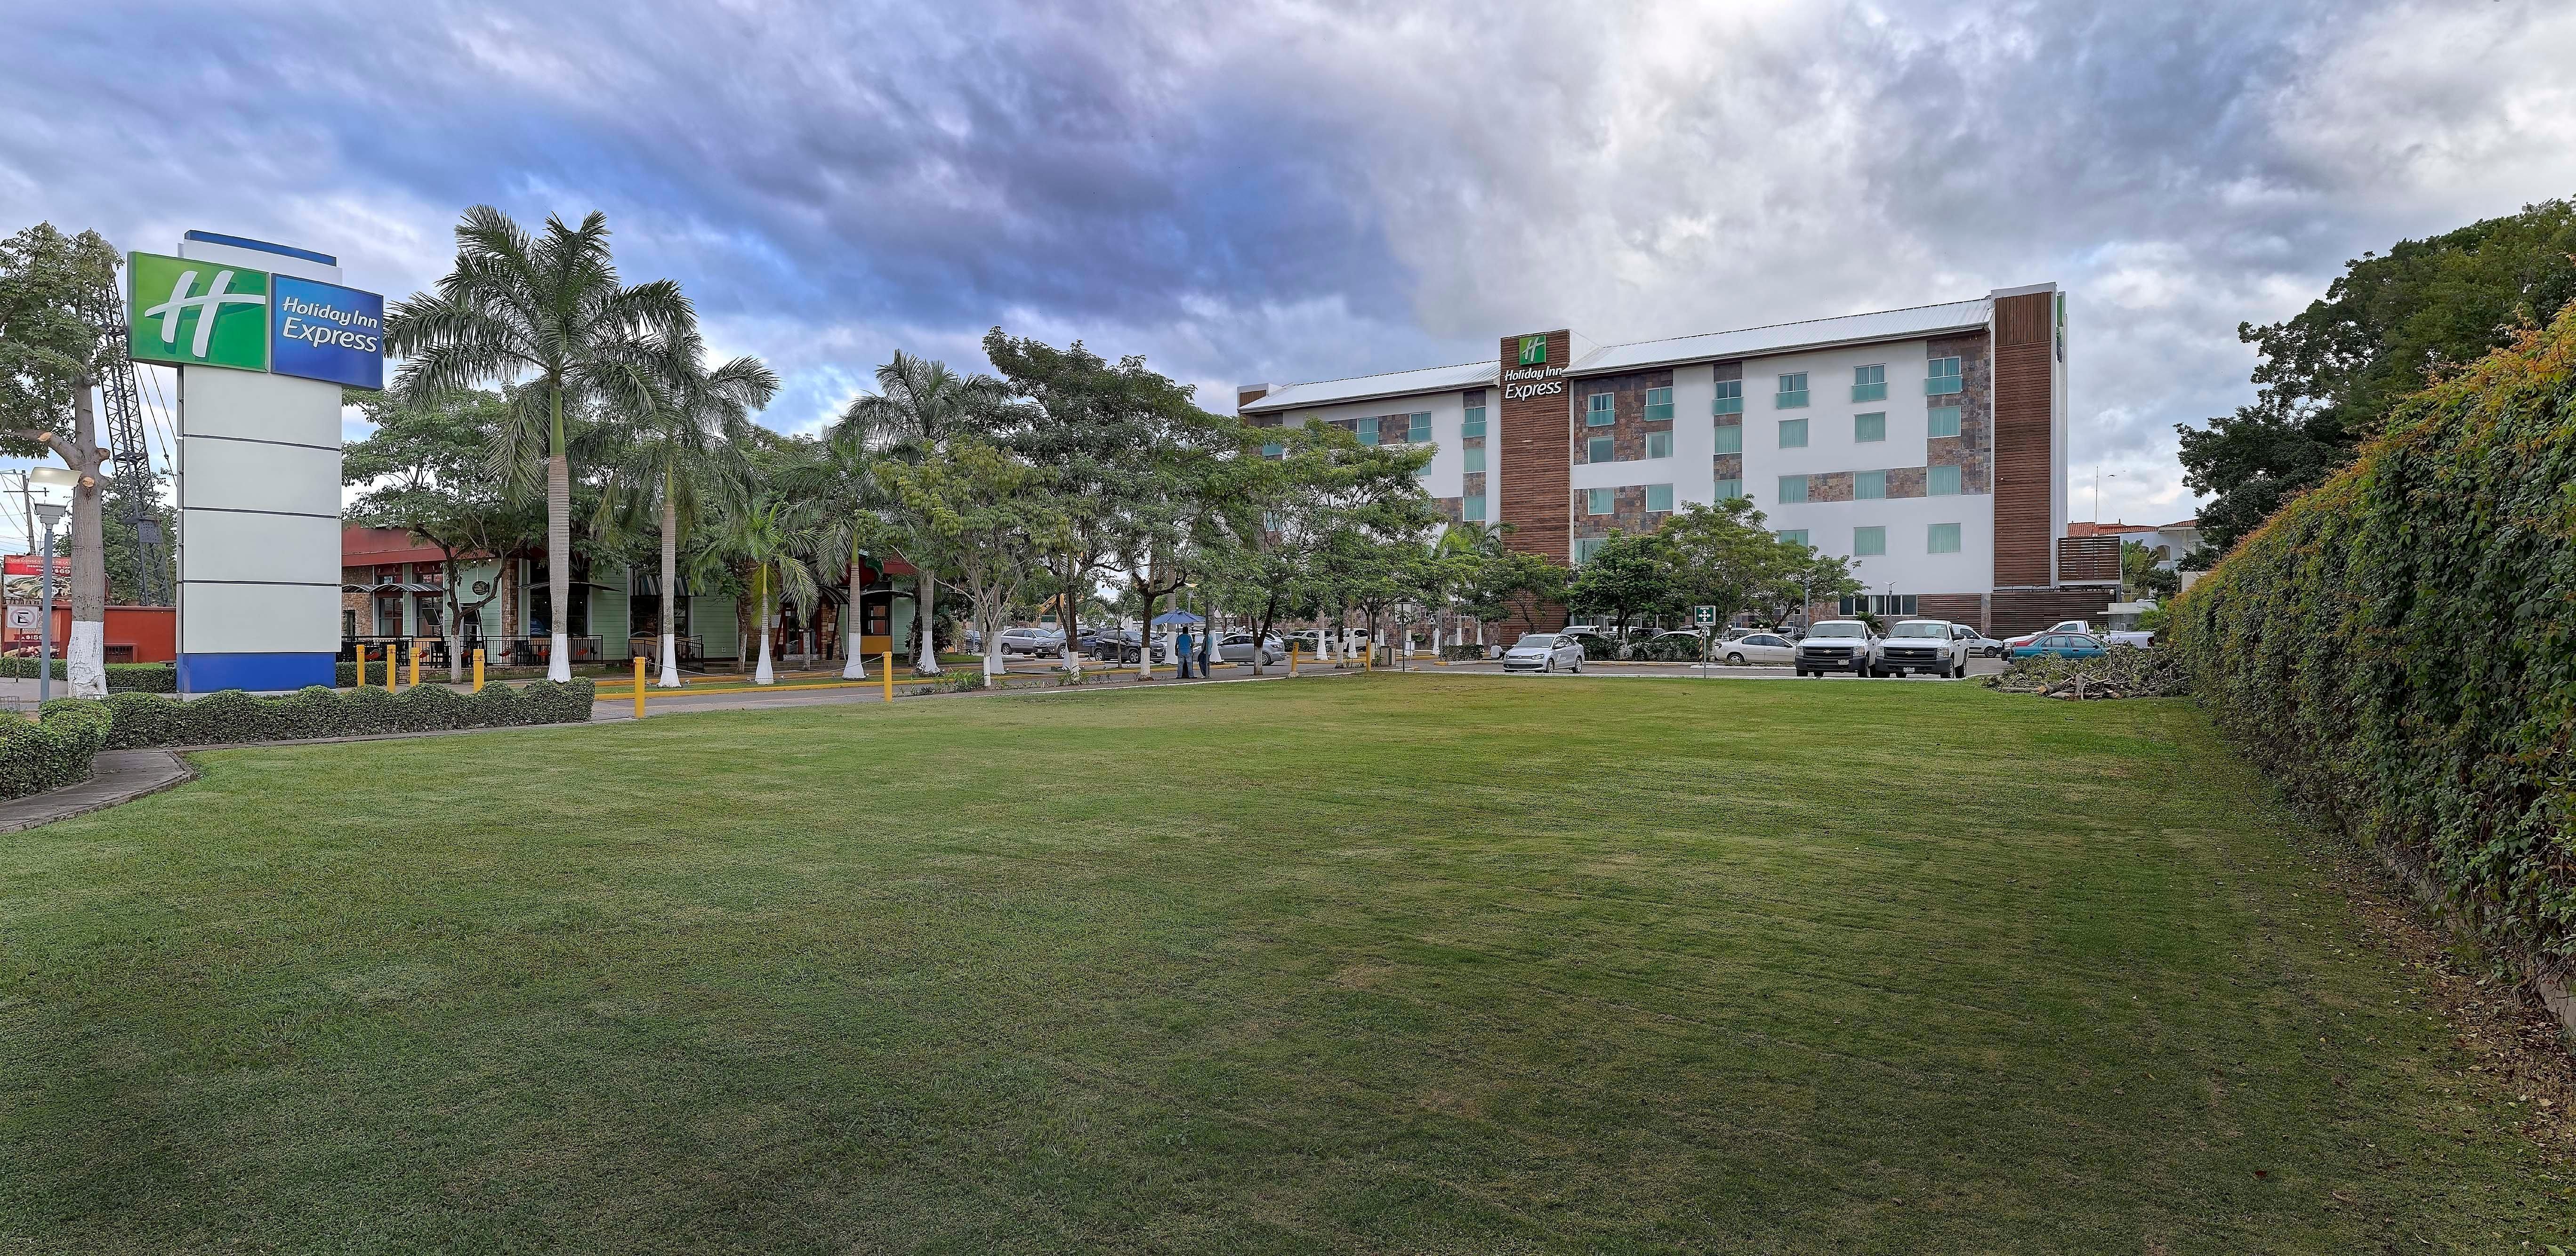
33, 500, 64, 705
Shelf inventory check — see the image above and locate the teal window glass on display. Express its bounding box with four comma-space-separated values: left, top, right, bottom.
1354, 417, 1378, 445
1408, 411, 1432, 443
1852, 364, 1886, 402
1776, 372, 1809, 408
1778, 475, 1809, 504
1645, 430, 1672, 459
1779, 418, 1808, 448
1573, 537, 1606, 564
1463, 493, 1486, 521
1776, 529, 1809, 547
1586, 392, 1616, 426
1853, 525, 1886, 556
1928, 405, 1962, 437
1586, 487, 1613, 515
1714, 477, 1743, 500
1926, 356, 1963, 395
1464, 445, 1485, 473
1460, 406, 1486, 438
1855, 469, 1886, 499
1928, 522, 1962, 554
1855, 411, 1886, 443
1587, 435, 1613, 464
1712, 379, 1744, 415
1646, 483, 1674, 513
1929, 464, 1961, 496
1643, 386, 1674, 422
1713, 423, 1742, 454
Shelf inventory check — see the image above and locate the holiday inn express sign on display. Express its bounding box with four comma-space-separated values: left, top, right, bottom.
127, 249, 385, 389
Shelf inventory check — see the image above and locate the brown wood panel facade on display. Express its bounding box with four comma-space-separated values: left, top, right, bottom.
1990, 292, 2056, 588
1498, 329, 1573, 564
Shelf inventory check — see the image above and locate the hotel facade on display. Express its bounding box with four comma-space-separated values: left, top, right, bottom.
1237, 284, 2121, 635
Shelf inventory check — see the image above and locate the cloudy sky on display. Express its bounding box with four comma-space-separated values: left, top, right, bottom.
7, 0, 2573, 546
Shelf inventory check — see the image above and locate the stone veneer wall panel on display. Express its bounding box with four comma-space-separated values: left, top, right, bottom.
1570, 484, 1670, 540
1807, 471, 1854, 503
1569, 367, 1676, 465
1884, 466, 1927, 499
1924, 330, 1993, 494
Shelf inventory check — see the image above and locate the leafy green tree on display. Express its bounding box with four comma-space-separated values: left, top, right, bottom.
836, 351, 1010, 674
1565, 530, 1676, 641
2177, 198, 2576, 558
389, 207, 690, 682
1459, 546, 1565, 647
0, 223, 121, 695
1199, 419, 1431, 672
1658, 498, 1797, 634
877, 437, 1070, 681
343, 388, 545, 679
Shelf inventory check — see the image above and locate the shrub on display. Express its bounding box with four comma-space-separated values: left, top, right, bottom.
0, 700, 114, 800
1573, 634, 1620, 661
98, 679, 596, 749
1438, 643, 1490, 661
1632, 635, 1705, 662
2169, 306, 2576, 968
0, 659, 180, 692
1983, 648, 2190, 699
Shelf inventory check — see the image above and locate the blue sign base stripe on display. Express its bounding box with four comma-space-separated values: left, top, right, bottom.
178, 652, 338, 694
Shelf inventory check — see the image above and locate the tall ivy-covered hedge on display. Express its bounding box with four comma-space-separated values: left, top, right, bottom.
2170, 308, 2576, 967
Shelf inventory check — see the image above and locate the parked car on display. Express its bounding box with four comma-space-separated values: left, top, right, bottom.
996, 627, 1064, 655
1793, 619, 1880, 676
2011, 632, 2109, 660
1953, 623, 2007, 657
1215, 633, 1286, 665
1560, 629, 1620, 660
1876, 619, 1973, 678
1501, 632, 1586, 673
2003, 619, 2152, 651
1087, 629, 1169, 664
1714, 631, 1795, 666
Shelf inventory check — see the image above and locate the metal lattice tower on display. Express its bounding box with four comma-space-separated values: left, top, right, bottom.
89, 287, 170, 604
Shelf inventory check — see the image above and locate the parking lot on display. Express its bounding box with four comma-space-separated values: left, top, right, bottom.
962, 650, 2011, 682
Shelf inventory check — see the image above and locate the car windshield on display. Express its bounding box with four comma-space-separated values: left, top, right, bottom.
1513, 635, 1557, 648
1890, 622, 1948, 638
1811, 620, 1868, 638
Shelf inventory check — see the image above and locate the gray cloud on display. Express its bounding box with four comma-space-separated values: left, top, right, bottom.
5, 0, 2570, 527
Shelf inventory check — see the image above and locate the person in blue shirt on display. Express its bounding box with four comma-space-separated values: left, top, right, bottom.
1174, 627, 1196, 679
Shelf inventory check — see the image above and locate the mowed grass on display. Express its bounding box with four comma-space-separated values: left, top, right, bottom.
1, 676, 2561, 1253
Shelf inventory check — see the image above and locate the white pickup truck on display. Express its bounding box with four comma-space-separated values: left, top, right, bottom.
2004, 619, 2155, 650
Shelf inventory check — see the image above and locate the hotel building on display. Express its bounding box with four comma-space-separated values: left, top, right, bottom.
1237, 284, 2120, 634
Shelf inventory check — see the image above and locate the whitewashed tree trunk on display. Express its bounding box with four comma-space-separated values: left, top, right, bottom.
65, 383, 107, 698
658, 490, 683, 686
754, 619, 775, 684
545, 448, 573, 684
914, 577, 941, 675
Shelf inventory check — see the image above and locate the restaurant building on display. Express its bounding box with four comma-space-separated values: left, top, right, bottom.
1237, 283, 2118, 634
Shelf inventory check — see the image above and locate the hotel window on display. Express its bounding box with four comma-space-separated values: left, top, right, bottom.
1643, 386, 1674, 422
1928, 405, 1962, 438
1587, 435, 1614, 464
1926, 356, 1963, 395
1712, 379, 1744, 415
1714, 477, 1743, 500
1408, 412, 1432, 443
1779, 417, 1809, 448
1573, 537, 1607, 564
1852, 363, 1886, 402
1855, 469, 1886, 500
1713, 423, 1742, 454
1854, 525, 1886, 556
1777, 474, 1810, 504
1415, 458, 1434, 480
1776, 372, 1809, 408
1645, 430, 1672, 459
1776, 529, 1809, 547
1460, 404, 1486, 439
1464, 445, 1485, 473
1854, 411, 1886, 443
1645, 483, 1674, 513
1463, 493, 1487, 521
1586, 392, 1617, 426
1354, 417, 1379, 445
1928, 523, 1962, 554
1260, 440, 1284, 458
1929, 464, 1962, 496
1586, 487, 1614, 515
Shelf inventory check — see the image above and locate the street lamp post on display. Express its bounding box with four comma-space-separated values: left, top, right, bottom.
33, 500, 65, 706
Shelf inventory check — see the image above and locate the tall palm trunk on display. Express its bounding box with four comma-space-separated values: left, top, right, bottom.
753, 564, 775, 684
65, 382, 107, 698
914, 575, 940, 674
658, 477, 682, 687
841, 541, 868, 680
544, 387, 572, 684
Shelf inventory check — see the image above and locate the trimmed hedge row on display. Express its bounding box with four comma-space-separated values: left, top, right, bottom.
98, 679, 597, 749
0, 700, 114, 800
2169, 307, 2576, 966
0, 658, 181, 692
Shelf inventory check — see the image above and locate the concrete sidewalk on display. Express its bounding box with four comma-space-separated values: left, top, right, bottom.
0, 749, 195, 834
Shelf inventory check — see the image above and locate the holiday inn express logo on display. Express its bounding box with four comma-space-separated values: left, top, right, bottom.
128, 251, 270, 371
1517, 334, 1547, 366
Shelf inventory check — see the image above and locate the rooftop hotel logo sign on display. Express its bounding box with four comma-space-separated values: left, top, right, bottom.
1517, 334, 1547, 366
129, 251, 269, 371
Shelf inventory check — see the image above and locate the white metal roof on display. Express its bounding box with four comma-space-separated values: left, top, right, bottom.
1567, 298, 1994, 377
1239, 359, 1497, 414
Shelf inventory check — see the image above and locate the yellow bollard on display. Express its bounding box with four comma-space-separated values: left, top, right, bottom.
408, 644, 420, 689
1288, 644, 1298, 676
354, 644, 368, 689
633, 654, 646, 719
472, 648, 484, 692
882, 651, 894, 702
386, 643, 400, 692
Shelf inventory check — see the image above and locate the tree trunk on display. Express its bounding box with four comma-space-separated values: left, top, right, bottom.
660, 478, 683, 686
1135, 588, 1154, 680
444, 554, 465, 683
65, 381, 107, 699
545, 451, 572, 684
914, 574, 941, 675
753, 565, 775, 684
841, 547, 868, 680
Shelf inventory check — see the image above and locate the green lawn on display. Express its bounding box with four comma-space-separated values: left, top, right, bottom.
2, 676, 2560, 1252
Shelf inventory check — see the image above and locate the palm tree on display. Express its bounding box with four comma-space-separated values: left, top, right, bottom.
834, 351, 1008, 674
388, 207, 690, 682
781, 426, 898, 680
605, 329, 778, 686
691, 498, 819, 685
